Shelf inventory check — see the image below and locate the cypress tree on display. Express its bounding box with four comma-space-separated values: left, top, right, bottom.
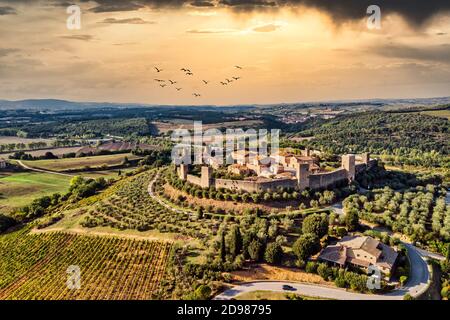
220, 230, 226, 262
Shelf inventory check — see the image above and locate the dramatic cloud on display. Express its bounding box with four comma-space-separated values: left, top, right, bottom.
99, 17, 155, 24
372, 44, 450, 64
0, 48, 18, 57
219, 0, 276, 7
66, 0, 450, 27
88, 2, 144, 13
190, 1, 215, 7
252, 22, 282, 32
0, 6, 16, 15
60, 34, 94, 41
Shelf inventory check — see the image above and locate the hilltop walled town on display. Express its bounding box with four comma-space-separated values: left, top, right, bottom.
177, 149, 376, 193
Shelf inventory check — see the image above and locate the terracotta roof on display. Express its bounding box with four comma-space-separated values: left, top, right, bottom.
320, 236, 398, 273
318, 245, 347, 265
346, 257, 371, 268
361, 237, 382, 259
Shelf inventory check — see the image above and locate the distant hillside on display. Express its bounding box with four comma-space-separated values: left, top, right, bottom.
0, 99, 141, 110
296, 110, 450, 155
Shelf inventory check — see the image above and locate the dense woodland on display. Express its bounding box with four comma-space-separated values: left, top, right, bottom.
290, 111, 449, 157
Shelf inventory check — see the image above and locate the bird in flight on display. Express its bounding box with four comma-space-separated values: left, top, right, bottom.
186, 72, 194, 76
232, 77, 241, 81
154, 67, 163, 73
175, 88, 182, 91
169, 80, 177, 85
181, 68, 191, 73
226, 78, 233, 83
154, 79, 165, 82
235, 65, 243, 69
193, 93, 201, 97
160, 84, 167, 88
202, 80, 209, 85
220, 81, 227, 86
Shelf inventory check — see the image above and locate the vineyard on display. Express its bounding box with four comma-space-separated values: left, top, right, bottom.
0, 228, 172, 300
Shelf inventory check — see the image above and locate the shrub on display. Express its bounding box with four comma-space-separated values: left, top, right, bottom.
194, 285, 212, 300
305, 261, 318, 274
302, 214, 329, 238
248, 239, 264, 261
264, 242, 283, 264
292, 233, 321, 261
317, 263, 332, 280
334, 277, 346, 288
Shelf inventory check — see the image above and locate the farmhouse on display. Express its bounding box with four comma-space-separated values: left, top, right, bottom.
318, 236, 398, 277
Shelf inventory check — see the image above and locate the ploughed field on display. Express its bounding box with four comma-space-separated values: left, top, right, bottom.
23, 153, 141, 172
0, 228, 172, 300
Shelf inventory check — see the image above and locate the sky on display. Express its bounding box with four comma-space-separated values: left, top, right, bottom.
0, 0, 449, 105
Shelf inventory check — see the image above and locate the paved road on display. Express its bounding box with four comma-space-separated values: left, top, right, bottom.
214, 281, 400, 300
148, 174, 434, 300
401, 243, 431, 297
147, 171, 193, 216
214, 243, 430, 300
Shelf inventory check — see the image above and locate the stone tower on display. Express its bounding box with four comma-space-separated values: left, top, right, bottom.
342, 154, 355, 181
295, 163, 310, 190
361, 152, 370, 165
302, 148, 311, 157
200, 166, 212, 188
178, 164, 188, 181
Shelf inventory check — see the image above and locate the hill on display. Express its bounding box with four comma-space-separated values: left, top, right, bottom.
296, 110, 449, 155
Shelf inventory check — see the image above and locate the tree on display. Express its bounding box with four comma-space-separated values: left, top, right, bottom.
446, 243, 450, 263
70, 176, 84, 188
0, 214, 16, 233
302, 214, 328, 238
248, 239, 264, 261
264, 242, 283, 264
194, 285, 212, 300
195, 207, 204, 220
310, 200, 319, 208
317, 263, 332, 280
219, 231, 226, 262
345, 209, 360, 231
292, 233, 320, 261
228, 226, 242, 259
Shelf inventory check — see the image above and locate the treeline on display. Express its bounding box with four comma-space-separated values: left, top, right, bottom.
0, 139, 79, 153
296, 111, 449, 155
9, 151, 58, 160
13, 118, 155, 138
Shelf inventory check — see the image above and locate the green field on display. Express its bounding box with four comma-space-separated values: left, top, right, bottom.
0, 172, 71, 213
23, 153, 141, 172
420, 109, 450, 120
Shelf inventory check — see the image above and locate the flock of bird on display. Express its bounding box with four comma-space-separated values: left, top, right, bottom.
153, 65, 243, 98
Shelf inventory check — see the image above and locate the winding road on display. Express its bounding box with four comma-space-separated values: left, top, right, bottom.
147, 172, 437, 300
214, 243, 430, 300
